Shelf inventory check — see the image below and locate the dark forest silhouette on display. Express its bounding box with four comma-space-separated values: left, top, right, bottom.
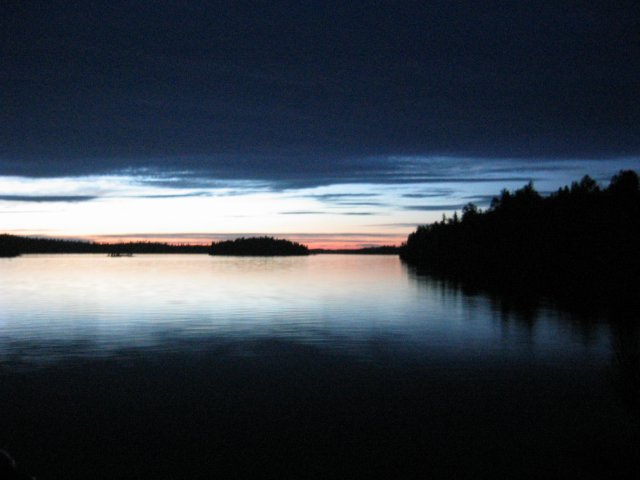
0, 235, 209, 256
401, 170, 640, 304
209, 236, 309, 256
0, 241, 20, 257
0, 235, 398, 257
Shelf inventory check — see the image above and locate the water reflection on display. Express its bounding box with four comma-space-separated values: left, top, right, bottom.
610, 320, 640, 416
0, 254, 616, 367
1, 255, 638, 478
408, 263, 640, 417
0, 255, 622, 364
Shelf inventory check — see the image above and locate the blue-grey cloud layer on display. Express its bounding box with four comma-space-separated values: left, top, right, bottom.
0, 195, 97, 203
2, 1, 639, 186
403, 204, 472, 212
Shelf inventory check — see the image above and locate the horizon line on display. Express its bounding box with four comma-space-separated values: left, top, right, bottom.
2, 231, 408, 250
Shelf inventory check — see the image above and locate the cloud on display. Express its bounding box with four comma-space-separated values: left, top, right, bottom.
2, 154, 638, 195
402, 193, 450, 199
269, 210, 376, 216
0, 195, 98, 203
279, 211, 328, 215
402, 203, 469, 211
367, 223, 423, 228
123, 192, 212, 199
332, 201, 386, 207
2, 1, 639, 185
462, 195, 496, 205
0, 210, 47, 214
303, 193, 380, 202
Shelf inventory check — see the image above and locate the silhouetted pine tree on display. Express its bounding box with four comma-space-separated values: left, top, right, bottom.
401, 171, 640, 303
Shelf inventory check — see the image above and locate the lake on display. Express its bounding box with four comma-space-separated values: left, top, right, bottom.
1, 255, 637, 479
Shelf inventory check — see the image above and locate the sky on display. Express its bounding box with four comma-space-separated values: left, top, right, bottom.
2, 1, 639, 248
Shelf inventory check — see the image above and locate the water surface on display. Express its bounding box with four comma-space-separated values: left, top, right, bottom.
1, 255, 637, 478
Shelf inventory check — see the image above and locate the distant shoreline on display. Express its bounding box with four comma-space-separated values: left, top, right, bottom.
1, 234, 401, 256
0, 234, 210, 255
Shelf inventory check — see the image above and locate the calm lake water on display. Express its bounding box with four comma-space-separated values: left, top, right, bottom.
1, 255, 638, 479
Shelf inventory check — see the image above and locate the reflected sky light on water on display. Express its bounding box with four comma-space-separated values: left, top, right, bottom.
1, 255, 636, 480
0, 255, 611, 367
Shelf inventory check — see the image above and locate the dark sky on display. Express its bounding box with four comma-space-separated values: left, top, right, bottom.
2, 0, 639, 187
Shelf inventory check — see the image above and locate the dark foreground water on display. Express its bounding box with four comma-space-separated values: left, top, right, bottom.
1, 255, 638, 479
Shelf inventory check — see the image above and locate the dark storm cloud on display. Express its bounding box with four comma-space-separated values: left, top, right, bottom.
2, 1, 639, 184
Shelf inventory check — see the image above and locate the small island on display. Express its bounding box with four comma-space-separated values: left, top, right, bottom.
0, 235, 21, 257
0, 247, 20, 258
209, 236, 309, 256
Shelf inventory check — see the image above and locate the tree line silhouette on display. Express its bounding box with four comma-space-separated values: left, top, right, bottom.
209, 236, 309, 256
0, 235, 209, 256
400, 170, 640, 304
